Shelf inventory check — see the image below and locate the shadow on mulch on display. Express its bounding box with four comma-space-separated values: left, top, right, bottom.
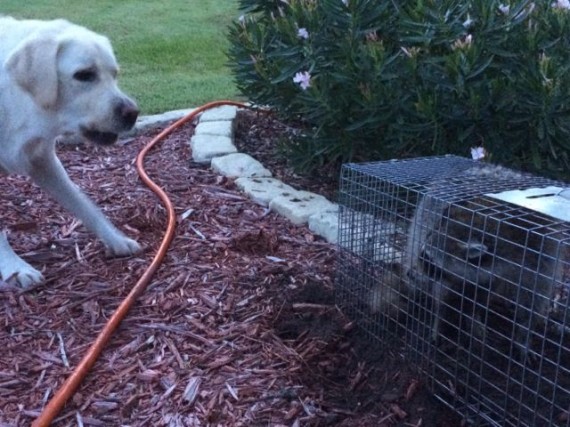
268, 281, 462, 427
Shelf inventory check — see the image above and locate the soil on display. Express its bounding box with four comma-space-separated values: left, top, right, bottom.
0, 108, 461, 427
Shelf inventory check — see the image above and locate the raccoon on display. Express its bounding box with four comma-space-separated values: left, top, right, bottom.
403, 167, 568, 360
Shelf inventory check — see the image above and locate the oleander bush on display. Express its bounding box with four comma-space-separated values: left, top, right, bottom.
228, 0, 570, 179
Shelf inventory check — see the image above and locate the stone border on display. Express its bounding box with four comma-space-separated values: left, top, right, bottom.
130, 106, 339, 243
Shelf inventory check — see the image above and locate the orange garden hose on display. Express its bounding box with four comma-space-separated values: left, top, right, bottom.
32, 100, 248, 427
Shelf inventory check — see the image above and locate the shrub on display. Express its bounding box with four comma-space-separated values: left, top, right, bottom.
228, 0, 570, 180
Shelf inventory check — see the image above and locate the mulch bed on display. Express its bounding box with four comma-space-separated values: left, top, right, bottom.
0, 110, 460, 426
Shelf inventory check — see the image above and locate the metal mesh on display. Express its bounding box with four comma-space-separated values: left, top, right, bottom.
336, 155, 570, 426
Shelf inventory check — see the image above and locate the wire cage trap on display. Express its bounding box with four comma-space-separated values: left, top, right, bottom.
336, 155, 570, 426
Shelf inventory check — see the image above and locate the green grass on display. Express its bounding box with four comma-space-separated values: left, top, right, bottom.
2, 1, 240, 114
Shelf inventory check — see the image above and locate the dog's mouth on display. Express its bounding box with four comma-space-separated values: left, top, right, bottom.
81, 128, 119, 145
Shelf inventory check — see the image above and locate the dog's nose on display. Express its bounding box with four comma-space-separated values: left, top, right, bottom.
117, 98, 139, 129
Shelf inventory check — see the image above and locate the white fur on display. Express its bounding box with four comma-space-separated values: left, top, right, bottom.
0, 17, 141, 288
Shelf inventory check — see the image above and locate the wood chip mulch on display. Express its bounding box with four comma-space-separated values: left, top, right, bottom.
0, 114, 459, 427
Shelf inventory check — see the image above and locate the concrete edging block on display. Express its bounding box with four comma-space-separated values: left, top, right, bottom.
195, 120, 234, 138
200, 105, 238, 122
269, 191, 337, 226
191, 134, 237, 163
211, 153, 272, 178
235, 177, 296, 206
308, 208, 339, 244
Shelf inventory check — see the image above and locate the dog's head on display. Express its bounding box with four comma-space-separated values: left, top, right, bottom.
5, 19, 138, 145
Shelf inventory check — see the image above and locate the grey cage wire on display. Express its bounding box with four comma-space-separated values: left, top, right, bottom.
335, 155, 570, 426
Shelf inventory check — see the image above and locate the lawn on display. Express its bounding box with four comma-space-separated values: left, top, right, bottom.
2, 1, 241, 114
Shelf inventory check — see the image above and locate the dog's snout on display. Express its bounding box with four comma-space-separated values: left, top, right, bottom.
117, 98, 139, 129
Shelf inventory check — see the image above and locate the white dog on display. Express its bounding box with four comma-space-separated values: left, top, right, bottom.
0, 17, 141, 288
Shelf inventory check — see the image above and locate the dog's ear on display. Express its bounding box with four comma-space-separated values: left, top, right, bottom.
5, 36, 60, 110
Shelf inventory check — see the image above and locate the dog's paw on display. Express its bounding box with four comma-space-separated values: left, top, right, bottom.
0, 233, 45, 288
105, 236, 142, 258
0, 260, 44, 289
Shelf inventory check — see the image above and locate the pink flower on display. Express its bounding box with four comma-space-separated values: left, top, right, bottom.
293, 71, 311, 90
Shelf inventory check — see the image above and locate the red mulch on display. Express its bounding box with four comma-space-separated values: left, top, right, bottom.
0, 110, 460, 427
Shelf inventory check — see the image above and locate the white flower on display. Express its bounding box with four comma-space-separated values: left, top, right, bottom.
342, 0, 348, 5
499, 4, 510, 14
463, 15, 474, 28
401, 46, 420, 58
238, 15, 246, 24
552, 0, 570, 9
452, 34, 473, 50
471, 146, 486, 161
293, 71, 311, 90
297, 28, 309, 39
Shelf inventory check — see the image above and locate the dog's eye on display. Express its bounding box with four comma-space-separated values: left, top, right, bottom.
73, 70, 97, 82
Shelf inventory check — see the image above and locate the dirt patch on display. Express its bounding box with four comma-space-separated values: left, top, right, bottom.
266, 279, 462, 427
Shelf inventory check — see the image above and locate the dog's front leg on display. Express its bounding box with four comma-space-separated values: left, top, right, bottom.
28, 151, 141, 257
